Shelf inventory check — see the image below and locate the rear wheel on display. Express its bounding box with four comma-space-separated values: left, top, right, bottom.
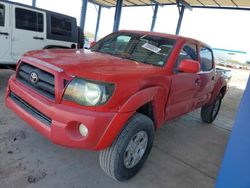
99, 113, 154, 181
201, 93, 222, 123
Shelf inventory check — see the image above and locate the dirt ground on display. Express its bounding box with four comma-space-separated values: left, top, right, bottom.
0, 68, 249, 188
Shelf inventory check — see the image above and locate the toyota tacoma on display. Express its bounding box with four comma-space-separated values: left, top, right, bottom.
5, 30, 228, 181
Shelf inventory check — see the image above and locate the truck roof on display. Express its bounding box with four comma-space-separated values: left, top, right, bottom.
119, 30, 212, 49
0, 0, 76, 20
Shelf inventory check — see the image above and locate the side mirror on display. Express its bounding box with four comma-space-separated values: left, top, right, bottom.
178, 59, 200, 73
89, 41, 96, 48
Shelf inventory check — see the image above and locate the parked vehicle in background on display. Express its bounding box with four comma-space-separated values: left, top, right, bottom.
83, 35, 95, 49
5, 30, 229, 181
83, 36, 91, 48
0, 0, 83, 68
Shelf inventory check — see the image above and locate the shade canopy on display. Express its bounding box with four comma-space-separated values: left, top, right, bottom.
88, 0, 250, 9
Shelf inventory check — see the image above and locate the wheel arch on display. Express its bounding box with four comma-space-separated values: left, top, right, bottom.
118, 86, 165, 129
207, 76, 228, 105
220, 86, 227, 98
136, 102, 155, 129
95, 87, 165, 150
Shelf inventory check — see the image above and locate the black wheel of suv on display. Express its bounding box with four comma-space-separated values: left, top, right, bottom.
99, 113, 155, 181
201, 93, 223, 123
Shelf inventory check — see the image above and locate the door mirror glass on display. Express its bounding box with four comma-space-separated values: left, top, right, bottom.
178, 59, 200, 73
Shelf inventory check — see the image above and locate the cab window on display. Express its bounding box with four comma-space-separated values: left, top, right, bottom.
0, 4, 5, 27
51, 16, 72, 37
15, 8, 44, 32
174, 43, 198, 71
200, 47, 213, 71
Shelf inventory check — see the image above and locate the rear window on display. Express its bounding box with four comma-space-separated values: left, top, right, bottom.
15, 8, 44, 32
51, 16, 72, 36
0, 4, 5, 27
200, 47, 213, 71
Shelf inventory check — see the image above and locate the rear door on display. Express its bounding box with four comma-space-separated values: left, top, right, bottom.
166, 43, 201, 120
11, 5, 46, 61
0, 2, 11, 61
195, 46, 216, 107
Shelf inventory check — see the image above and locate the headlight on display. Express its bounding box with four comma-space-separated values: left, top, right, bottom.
63, 78, 115, 106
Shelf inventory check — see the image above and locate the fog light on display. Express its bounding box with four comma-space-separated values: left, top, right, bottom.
79, 124, 88, 137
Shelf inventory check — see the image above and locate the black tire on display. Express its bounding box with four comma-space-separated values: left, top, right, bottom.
201, 93, 223, 123
99, 113, 155, 181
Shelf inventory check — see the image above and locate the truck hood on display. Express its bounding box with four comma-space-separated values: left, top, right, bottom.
23, 49, 162, 81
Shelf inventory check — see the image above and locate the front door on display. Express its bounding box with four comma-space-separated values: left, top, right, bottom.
0, 2, 11, 62
166, 43, 201, 120
11, 5, 46, 61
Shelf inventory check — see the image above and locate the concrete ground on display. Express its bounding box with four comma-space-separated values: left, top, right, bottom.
0, 68, 248, 188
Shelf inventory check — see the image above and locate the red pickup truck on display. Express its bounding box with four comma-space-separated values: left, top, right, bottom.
5, 30, 228, 181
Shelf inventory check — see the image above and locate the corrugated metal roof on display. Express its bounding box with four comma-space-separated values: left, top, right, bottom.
89, 0, 250, 8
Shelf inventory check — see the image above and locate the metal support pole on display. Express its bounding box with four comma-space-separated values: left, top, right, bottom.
32, 0, 36, 7
150, 5, 159, 31
175, 6, 185, 35
80, 0, 88, 32
113, 0, 123, 32
94, 6, 102, 41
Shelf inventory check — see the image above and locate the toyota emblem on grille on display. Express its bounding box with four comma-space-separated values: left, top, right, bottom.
30, 72, 39, 84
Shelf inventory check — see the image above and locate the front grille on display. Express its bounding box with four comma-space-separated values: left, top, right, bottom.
10, 92, 52, 126
17, 63, 55, 100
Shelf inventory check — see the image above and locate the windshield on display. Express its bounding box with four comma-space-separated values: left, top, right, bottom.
91, 32, 176, 67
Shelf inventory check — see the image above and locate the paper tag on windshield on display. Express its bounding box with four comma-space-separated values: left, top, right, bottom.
142, 43, 161, 53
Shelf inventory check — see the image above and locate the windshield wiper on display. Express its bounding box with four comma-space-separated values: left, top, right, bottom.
92, 50, 115, 56
122, 56, 156, 66
118, 54, 149, 65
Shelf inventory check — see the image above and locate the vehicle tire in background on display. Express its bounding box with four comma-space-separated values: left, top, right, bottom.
201, 93, 223, 123
99, 113, 155, 181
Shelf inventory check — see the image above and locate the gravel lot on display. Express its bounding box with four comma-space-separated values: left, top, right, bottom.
0, 68, 248, 188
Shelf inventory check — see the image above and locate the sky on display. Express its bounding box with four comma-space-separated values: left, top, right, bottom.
9, 0, 250, 60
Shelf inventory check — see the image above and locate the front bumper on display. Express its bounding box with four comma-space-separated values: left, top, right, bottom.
5, 76, 126, 150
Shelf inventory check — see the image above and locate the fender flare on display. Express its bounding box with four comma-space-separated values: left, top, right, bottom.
207, 77, 228, 105
118, 86, 160, 113
94, 87, 162, 150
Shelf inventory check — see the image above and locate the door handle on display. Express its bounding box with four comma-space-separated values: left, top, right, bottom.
211, 76, 215, 81
0, 32, 9, 36
33, 36, 44, 40
195, 78, 201, 86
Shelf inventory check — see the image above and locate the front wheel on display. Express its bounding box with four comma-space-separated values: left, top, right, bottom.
99, 113, 155, 181
201, 93, 223, 123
